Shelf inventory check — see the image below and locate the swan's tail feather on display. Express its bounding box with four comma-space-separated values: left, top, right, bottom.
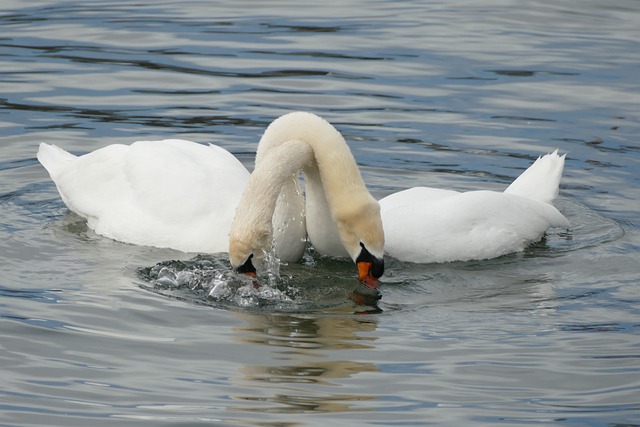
504, 149, 566, 205
37, 143, 76, 178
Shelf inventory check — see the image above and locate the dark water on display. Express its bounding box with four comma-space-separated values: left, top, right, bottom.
1, 1, 639, 426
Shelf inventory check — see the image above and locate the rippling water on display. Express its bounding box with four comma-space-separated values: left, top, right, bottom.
1, 1, 639, 426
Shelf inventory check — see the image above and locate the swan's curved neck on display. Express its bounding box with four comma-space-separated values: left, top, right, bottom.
255, 112, 372, 222
229, 139, 313, 261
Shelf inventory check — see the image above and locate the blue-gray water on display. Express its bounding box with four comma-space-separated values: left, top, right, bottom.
1, 1, 639, 426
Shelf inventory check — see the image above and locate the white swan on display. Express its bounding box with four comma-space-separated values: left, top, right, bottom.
37, 112, 385, 282
37, 139, 252, 255
379, 150, 570, 263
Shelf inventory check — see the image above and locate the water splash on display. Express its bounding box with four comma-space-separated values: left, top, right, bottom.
137, 254, 291, 308
136, 254, 381, 312
257, 244, 282, 287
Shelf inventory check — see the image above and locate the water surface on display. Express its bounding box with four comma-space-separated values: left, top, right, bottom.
1, 1, 639, 426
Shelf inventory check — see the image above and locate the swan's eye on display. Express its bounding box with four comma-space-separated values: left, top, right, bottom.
236, 253, 257, 277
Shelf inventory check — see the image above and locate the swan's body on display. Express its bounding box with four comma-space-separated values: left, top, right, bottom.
379, 151, 570, 263
37, 139, 250, 254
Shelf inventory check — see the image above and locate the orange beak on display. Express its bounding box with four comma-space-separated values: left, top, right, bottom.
358, 261, 379, 289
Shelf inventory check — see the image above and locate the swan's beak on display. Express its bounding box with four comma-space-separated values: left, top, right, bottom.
356, 243, 384, 288
357, 261, 378, 288
236, 254, 257, 278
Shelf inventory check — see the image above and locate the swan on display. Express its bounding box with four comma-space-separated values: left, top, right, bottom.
379, 150, 570, 263
37, 112, 385, 282
37, 139, 254, 255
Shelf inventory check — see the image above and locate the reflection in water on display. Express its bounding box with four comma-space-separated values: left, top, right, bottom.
229, 311, 378, 413
235, 312, 378, 350
231, 392, 375, 415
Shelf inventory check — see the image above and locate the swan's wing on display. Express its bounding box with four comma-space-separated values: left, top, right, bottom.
381, 188, 569, 263
124, 140, 247, 221
117, 140, 249, 250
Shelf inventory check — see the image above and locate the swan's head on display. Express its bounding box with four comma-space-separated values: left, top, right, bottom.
228, 225, 270, 278
335, 197, 385, 285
